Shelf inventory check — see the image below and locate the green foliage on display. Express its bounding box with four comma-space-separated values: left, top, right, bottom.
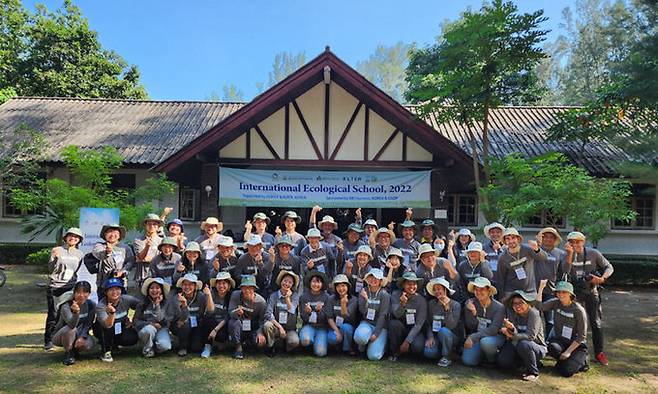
8, 146, 175, 242
25, 248, 50, 265
0, 0, 147, 99
482, 153, 636, 244
267, 51, 306, 88
0, 243, 52, 264
356, 42, 411, 103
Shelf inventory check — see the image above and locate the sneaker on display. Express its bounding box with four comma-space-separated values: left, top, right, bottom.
595, 352, 609, 366
233, 350, 244, 360
522, 374, 539, 382
201, 344, 212, 359
100, 351, 113, 363
44, 342, 54, 353
267, 346, 275, 358
144, 349, 155, 358
62, 353, 76, 366
437, 357, 452, 367
388, 354, 399, 362
177, 349, 187, 357
581, 359, 590, 372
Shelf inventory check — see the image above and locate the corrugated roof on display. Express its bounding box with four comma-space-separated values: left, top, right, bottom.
408, 105, 647, 176
0, 97, 648, 176
0, 97, 244, 164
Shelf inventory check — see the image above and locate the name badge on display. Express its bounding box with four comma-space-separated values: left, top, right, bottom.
189, 316, 197, 328
477, 317, 491, 331
366, 308, 376, 320
355, 280, 364, 294
242, 319, 252, 331
515, 267, 527, 280
164, 277, 172, 285
561, 325, 573, 339
406, 313, 415, 325
517, 325, 527, 333
489, 259, 498, 272
335, 316, 344, 326
309, 311, 318, 324
278, 311, 288, 325
114, 322, 122, 335
205, 250, 216, 261
113, 251, 125, 265
432, 319, 443, 332
317, 264, 326, 273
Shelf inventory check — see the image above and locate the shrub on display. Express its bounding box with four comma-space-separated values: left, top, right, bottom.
25, 248, 51, 266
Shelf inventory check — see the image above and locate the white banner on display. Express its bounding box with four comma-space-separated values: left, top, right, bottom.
219, 167, 431, 208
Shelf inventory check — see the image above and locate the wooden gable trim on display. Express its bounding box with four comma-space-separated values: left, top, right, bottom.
291, 100, 323, 160
372, 128, 400, 161
253, 125, 281, 160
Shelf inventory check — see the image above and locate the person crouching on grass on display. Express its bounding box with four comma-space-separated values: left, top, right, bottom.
326, 274, 359, 355
423, 277, 461, 367
299, 270, 331, 357
134, 277, 174, 358
172, 273, 213, 357
227, 275, 269, 359
461, 277, 505, 367
263, 270, 301, 357
94, 278, 140, 363
52, 281, 96, 366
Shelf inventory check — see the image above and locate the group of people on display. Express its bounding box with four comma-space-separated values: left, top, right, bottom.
44, 206, 614, 381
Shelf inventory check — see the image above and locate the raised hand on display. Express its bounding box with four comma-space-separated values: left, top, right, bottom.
275, 226, 282, 237
202, 284, 211, 296
70, 300, 80, 314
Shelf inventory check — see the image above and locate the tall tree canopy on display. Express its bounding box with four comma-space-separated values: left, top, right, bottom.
405, 0, 549, 221
356, 42, 411, 103
0, 0, 147, 102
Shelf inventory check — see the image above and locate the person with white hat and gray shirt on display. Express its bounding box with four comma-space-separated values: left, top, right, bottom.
299, 270, 331, 357
174, 241, 212, 286
393, 218, 422, 272
461, 277, 506, 367
535, 227, 567, 335
194, 217, 224, 266
453, 228, 476, 265
171, 273, 213, 356
559, 231, 613, 366
326, 274, 359, 355
424, 277, 462, 367
344, 245, 374, 296
371, 227, 396, 269
263, 270, 301, 356
44, 227, 85, 352
309, 206, 343, 254
415, 243, 459, 298
90, 224, 133, 292
457, 242, 494, 302
210, 236, 238, 282
300, 228, 337, 280
200, 271, 235, 358
228, 275, 269, 359
354, 268, 390, 361
340, 223, 366, 269
234, 234, 274, 297
496, 227, 548, 299
382, 247, 407, 294
387, 272, 427, 361
148, 236, 182, 287
482, 222, 505, 275
134, 277, 174, 358
133, 214, 164, 286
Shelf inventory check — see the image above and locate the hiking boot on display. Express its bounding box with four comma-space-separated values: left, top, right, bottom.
595, 352, 609, 366
144, 349, 155, 358
100, 351, 113, 363
177, 349, 187, 357
233, 350, 244, 360
201, 344, 212, 359
437, 357, 452, 367
62, 352, 76, 366
388, 354, 399, 362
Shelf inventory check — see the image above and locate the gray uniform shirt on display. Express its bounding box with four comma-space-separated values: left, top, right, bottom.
538, 298, 587, 344
464, 297, 505, 342
48, 246, 83, 289
358, 288, 391, 337
390, 291, 428, 343
266, 290, 300, 331
426, 298, 461, 337
496, 245, 548, 297
504, 306, 546, 347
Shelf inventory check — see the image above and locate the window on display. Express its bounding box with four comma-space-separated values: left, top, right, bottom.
524, 210, 566, 228
613, 184, 655, 229
109, 174, 136, 191
179, 188, 200, 221
448, 194, 477, 226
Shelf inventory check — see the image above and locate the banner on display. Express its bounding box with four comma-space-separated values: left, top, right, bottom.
78, 207, 120, 302
219, 167, 431, 208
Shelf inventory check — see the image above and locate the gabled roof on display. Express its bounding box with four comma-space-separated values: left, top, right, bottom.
0, 97, 243, 164
153, 49, 474, 172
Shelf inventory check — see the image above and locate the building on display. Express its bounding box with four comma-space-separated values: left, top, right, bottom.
0, 50, 655, 255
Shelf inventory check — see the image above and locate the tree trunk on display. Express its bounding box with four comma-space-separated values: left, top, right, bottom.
482, 103, 491, 186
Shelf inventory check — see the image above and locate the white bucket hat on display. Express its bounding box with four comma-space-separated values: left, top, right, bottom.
364, 268, 384, 281
457, 228, 476, 242
218, 236, 235, 248
141, 277, 171, 297
176, 273, 202, 290
484, 222, 505, 239
355, 245, 373, 259
426, 277, 455, 296
306, 228, 322, 239
245, 234, 262, 246
209, 271, 235, 289
201, 217, 221, 230
318, 215, 338, 229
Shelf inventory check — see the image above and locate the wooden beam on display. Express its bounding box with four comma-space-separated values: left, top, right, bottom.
291, 100, 323, 160
246, 128, 251, 159
284, 104, 290, 159
402, 133, 407, 161
364, 106, 369, 160
324, 83, 330, 159
253, 125, 281, 160
217, 157, 434, 168
372, 128, 399, 161
329, 102, 362, 160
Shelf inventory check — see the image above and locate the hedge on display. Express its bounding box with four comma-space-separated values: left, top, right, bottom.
0, 243, 53, 265
605, 255, 658, 287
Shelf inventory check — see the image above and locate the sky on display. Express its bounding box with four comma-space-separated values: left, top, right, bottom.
24, 0, 578, 101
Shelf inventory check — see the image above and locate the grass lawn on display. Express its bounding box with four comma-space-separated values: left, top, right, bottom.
1, 265, 657, 393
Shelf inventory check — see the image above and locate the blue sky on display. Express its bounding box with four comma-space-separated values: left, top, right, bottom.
25, 0, 577, 101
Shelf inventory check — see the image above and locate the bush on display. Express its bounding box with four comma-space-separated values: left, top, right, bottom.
0, 243, 53, 264
606, 255, 658, 287
25, 248, 52, 266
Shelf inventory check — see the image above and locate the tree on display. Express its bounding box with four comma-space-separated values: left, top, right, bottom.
483, 153, 636, 244
356, 42, 411, 102
206, 84, 245, 102
8, 146, 175, 241
267, 51, 306, 87
0, 124, 44, 209
538, 0, 642, 105
0, 0, 147, 99
405, 0, 549, 221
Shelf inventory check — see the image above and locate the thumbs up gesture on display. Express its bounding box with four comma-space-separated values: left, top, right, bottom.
70, 300, 80, 314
